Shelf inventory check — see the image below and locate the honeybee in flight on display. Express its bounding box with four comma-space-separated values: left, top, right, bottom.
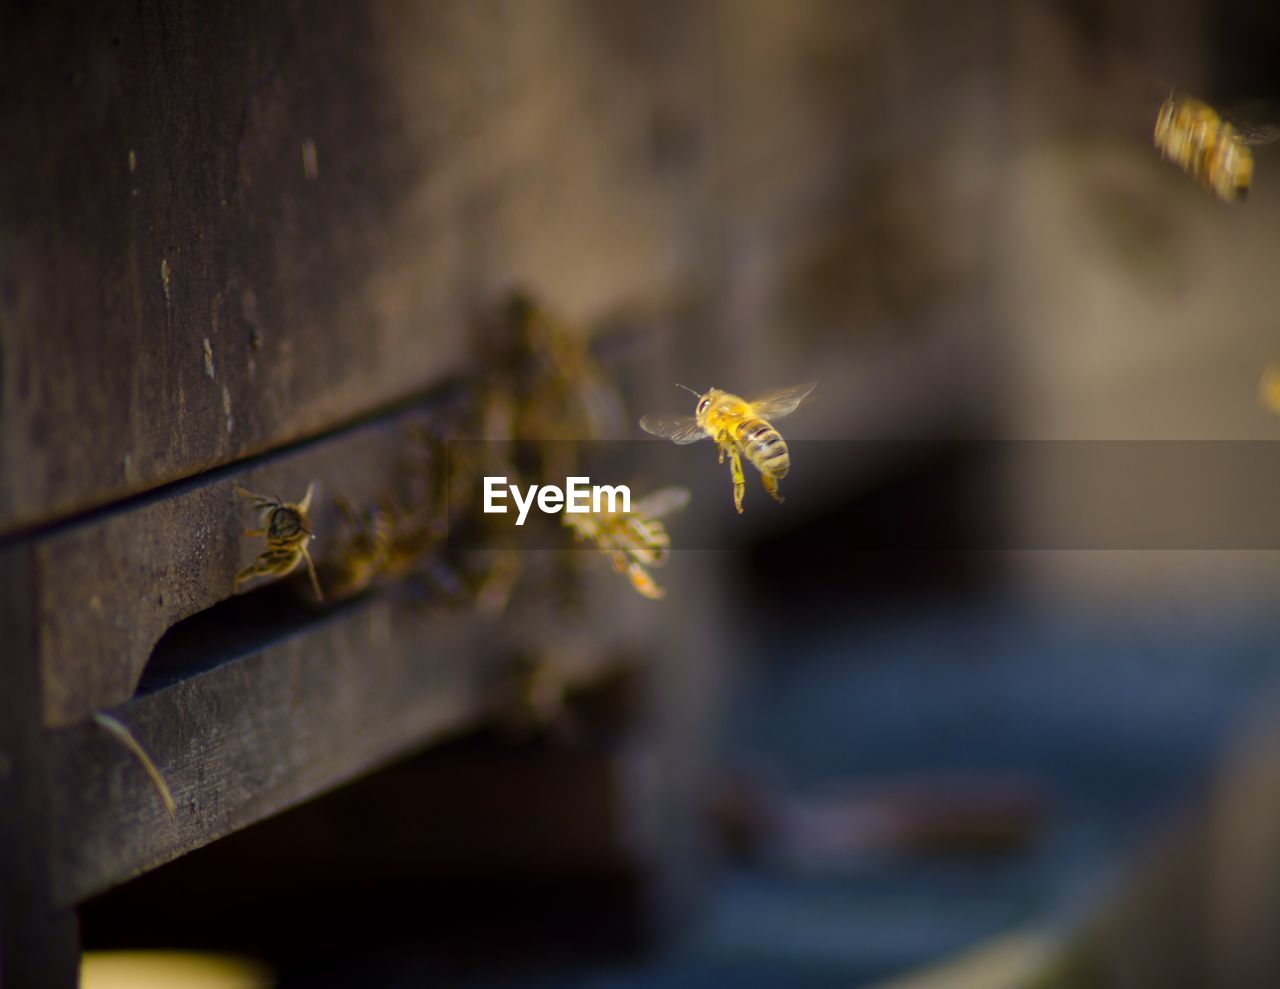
234, 482, 323, 601
563, 486, 690, 599
641, 383, 816, 514
1154, 93, 1279, 202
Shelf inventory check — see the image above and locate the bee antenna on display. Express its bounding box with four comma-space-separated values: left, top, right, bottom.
676, 383, 700, 397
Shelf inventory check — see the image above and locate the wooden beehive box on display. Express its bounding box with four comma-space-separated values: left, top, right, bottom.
0, 2, 725, 981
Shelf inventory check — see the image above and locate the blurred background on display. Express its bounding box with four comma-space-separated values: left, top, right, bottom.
10, 0, 1280, 986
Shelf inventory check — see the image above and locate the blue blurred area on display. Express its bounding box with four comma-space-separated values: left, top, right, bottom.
476, 593, 1280, 988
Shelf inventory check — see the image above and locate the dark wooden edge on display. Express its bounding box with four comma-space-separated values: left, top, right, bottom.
0, 546, 80, 987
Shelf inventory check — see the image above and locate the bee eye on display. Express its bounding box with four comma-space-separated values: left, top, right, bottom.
697, 398, 709, 414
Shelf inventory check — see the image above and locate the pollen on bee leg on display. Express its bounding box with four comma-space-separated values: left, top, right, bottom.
627, 563, 664, 599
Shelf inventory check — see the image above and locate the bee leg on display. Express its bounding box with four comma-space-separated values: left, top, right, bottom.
728, 446, 745, 514
243, 527, 267, 538
300, 542, 324, 603
234, 483, 265, 503
334, 496, 360, 528
627, 562, 664, 599
272, 552, 304, 578
761, 471, 785, 504
476, 551, 521, 617
234, 558, 271, 589
607, 549, 629, 575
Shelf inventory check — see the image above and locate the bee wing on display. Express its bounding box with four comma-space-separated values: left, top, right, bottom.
1239, 123, 1280, 147
1221, 98, 1280, 146
631, 486, 691, 520
639, 414, 706, 445
749, 382, 817, 421
562, 512, 599, 541
297, 481, 316, 515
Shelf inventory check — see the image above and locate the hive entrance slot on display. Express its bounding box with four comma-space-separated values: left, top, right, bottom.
137, 584, 330, 695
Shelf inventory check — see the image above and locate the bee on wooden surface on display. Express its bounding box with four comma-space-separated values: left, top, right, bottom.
1153, 93, 1278, 203
472, 549, 524, 616
323, 498, 394, 600
326, 494, 446, 601
563, 486, 690, 599
497, 653, 581, 739
234, 482, 322, 601
404, 414, 524, 615
510, 655, 571, 731
509, 294, 626, 453
641, 383, 816, 514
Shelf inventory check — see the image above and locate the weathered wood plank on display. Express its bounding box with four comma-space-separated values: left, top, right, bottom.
33, 388, 459, 728
0, 0, 710, 535
44, 575, 658, 907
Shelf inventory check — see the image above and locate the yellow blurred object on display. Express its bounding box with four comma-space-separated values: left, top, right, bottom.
1154, 94, 1254, 203
869, 930, 1055, 989
1259, 365, 1280, 414
80, 951, 274, 989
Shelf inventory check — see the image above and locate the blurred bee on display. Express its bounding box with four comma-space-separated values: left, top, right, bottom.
1260, 365, 1280, 415
563, 486, 690, 599
641, 383, 816, 514
509, 293, 626, 444
324, 496, 446, 601
323, 498, 394, 600
472, 549, 524, 616
508, 654, 571, 731
404, 412, 524, 615
1154, 93, 1279, 202
234, 482, 322, 601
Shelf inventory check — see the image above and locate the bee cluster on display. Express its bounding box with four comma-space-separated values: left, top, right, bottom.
232, 294, 701, 610
231, 90, 1280, 601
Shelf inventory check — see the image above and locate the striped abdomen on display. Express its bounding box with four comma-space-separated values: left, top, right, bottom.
1155, 97, 1252, 202
734, 417, 790, 478
1203, 126, 1252, 201
617, 517, 671, 566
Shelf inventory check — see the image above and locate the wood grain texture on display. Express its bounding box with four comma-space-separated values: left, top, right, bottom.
34, 393, 455, 728
44, 576, 660, 907
0, 0, 710, 535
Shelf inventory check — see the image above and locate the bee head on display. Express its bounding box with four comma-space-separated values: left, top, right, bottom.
676, 383, 710, 418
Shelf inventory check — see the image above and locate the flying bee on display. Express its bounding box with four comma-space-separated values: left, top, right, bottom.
234, 482, 323, 601
563, 486, 690, 599
641, 383, 816, 514
1154, 93, 1279, 202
